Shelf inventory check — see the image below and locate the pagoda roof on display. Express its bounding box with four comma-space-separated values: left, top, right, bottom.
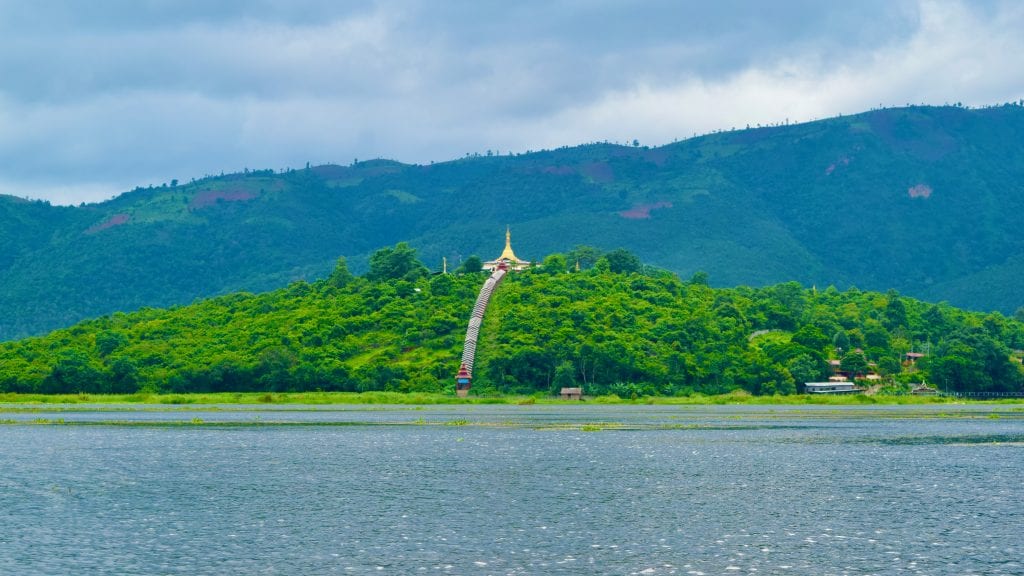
485, 226, 529, 264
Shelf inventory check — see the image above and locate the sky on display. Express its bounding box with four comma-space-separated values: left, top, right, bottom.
1, 0, 1022, 205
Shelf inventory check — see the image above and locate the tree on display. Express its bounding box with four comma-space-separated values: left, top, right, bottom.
833, 330, 851, 353
328, 256, 355, 288
733, 350, 794, 395
769, 281, 806, 315
786, 353, 826, 385
459, 255, 483, 274
95, 330, 128, 357
840, 350, 869, 377
929, 329, 1024, 393
366, 242, 428, 281
43, 349, 105, 393
429, 273, 453, 295
863, 321, 890, 349
566, 245, 602, 270
884, 290, 908, 329
601, 248, 641, 274
922, 305, 950, 341
791, 325, 829, 352
542, 253, 568, 274
552, 361, 576, 393
109, 356, 140, 393
257, 346, 298, 391
876, 355, 901, 376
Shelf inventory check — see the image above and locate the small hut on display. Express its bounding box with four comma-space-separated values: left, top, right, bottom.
559, 387, 583, 401
911, 382, 938, 396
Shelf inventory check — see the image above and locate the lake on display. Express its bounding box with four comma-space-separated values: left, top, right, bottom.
1, 404, 1022, 575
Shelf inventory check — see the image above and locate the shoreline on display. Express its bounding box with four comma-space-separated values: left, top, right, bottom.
2, 390, 1022, 406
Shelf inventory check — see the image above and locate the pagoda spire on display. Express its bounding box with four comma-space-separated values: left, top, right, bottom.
499, 225, 519, 261
483, 225, 530, 271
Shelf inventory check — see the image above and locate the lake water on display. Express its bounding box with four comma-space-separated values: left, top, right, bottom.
1, 404, 1022, 575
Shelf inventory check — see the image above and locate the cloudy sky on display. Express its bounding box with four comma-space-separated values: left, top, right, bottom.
1, 0, 1021, 205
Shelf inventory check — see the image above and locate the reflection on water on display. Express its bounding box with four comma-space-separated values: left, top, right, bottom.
1, 404, 1021, 575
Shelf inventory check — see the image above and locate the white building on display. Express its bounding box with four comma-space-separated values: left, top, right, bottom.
804, 382, 864, 394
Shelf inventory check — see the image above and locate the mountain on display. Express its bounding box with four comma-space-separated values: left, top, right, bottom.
2, 104, 1024, 340
2, 254, 1022, 396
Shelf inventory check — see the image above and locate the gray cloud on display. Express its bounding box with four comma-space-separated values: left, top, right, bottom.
0, 0, 1019, 204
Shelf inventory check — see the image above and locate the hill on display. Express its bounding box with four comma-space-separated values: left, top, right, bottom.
1, 247, 1022, 397
3, 104, 1024, 339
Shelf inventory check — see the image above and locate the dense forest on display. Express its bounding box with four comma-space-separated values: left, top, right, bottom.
1, 244, 1022, 397
3, 105, 1024, 340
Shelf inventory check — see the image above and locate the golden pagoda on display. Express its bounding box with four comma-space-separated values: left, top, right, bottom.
483, 226, 531, 271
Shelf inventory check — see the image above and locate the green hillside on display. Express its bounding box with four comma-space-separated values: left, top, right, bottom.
3, 104, 1024, 339
2, 246, 1022, 397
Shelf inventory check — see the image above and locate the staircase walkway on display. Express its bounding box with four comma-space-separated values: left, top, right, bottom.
460, 268, 507, 375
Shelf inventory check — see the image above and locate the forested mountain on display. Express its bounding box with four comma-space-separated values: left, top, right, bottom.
2, 246, 1022, 396
3, 104, 1024, 340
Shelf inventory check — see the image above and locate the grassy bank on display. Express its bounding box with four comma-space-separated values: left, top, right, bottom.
1, 390, 1020, 406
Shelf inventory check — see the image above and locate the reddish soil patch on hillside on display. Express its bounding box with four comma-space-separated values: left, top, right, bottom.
189, 189, 257, 210
580, 162, 615, 183
825, 156, 851, 175
541, 165, 576, 176
619, 201, 673, 219
908, 184, 933, 199
85, 213, 131, 234
641, 148, 670, 166
868, 109, 959, 161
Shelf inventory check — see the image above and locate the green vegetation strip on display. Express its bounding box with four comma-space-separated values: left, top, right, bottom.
4, 247, 1024, 401
3, 391, 1021, 406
